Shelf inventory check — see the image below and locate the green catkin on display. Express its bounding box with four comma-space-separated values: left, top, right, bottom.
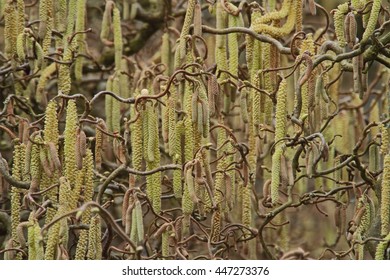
142, 97, 161, 213
74, 150, 94, 260
130, 103, 143, 177
168, 93, 177, 157
16, 31, 25, 61
64, 0, 77, 43
38, 0, 48, 39
215, 1, 228, 83
271, 79, 287, 204
333, 3, 349, 48
257, 0, 292, 24
362, 0, 370, 28
146, 103, 157, 163
161, 32, 172, 76
362, 0, 381, 42
113, 6, 123, 70
262, 43, 273, 126
228, 15, 239, 80
173, 120, 184, 198
369, 144, 380, 173
112, 75, 121, 133
241, 186, 252, 237
45, 177, 72, 260
36, 63, 56, 103
120, 59, 130, 98
87, 215, 99, 260
135, 200, 144, 242
54, 0, 67, 34
105, 76, 114, 132
100, 1, 113, 43
28, 217, 36, 259
252, 72, 261, 129
130, 207, 138, 243
375, 232, 390, 260
64, 100, 78, 186
240, 89, 249, 123
381, 154, 390, 236
175, 0, 195, 67
161, 230, 169, 258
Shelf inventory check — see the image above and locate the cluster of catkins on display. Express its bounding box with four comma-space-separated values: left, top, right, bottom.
0, 0, 389, 260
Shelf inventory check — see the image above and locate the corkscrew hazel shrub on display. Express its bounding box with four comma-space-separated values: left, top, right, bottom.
0, 0, 390, 260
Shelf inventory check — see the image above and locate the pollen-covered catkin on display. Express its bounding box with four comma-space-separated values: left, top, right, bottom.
64, 100, 78, 186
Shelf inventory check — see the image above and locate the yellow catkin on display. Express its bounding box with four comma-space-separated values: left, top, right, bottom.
381, 154, 390, 236
256, 0, 292, 24
251, 0, 297, 38
241, 186, 252, 238
4, 1, 18, 58
30, 138, 42, 192
10, 144, 25, 260
113, 6, 123, 70
58, 47, 73, 94
15, 0, 24, 33
380, 124, 389, 155
64, 100, 78, 186
40, 0, 53, 56
16, 31, 25, 61
87, 215, 98, 260
210, 208, 221, 243
362, 0, 381, 42
74, 0, 86, 81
